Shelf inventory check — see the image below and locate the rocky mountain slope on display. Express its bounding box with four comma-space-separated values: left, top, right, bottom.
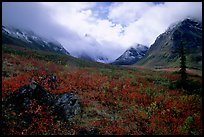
111, 44, 149, 65
136, 18, 202, 70
2, 26, 70, 55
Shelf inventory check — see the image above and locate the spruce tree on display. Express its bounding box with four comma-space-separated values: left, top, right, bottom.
179, 40, 187, 88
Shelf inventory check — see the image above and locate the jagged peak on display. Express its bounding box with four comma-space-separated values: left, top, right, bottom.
166, 17, 202, 32
2, 25, 70, 55
129, 44, 149, 52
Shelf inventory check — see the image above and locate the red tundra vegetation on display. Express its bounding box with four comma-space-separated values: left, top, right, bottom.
2, 47, 202, 135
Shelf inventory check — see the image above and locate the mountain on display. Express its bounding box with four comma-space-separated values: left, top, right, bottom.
111, 44, 149, 65
78, 53, 96, 62
136, 18, 202, 69
78, 52, 109, 64
2, 26, 70, 55
74, 34, 110, 63
96, 56, 109, 63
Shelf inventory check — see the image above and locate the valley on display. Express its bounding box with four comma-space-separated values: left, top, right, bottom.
2, 3, 202, 135
2, 44, 202, 135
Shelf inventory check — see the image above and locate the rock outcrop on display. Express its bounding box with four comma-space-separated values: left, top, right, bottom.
3, 82, 81, 121
53, 93, 81, 121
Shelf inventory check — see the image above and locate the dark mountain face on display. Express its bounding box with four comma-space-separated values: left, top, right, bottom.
77, 52, 109, 64
136, 18, 202, 69
2, 26, 70, 55
111, 44, 149, 65
78, 53, 96, 62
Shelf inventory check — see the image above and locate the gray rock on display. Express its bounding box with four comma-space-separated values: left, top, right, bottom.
5, 81, 50, 111
2, 82, 51, 133
3, 82, 81, 122
54, 93, 81, 121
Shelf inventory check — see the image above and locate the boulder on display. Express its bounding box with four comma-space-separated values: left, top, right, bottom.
54, 93, 81, 121
3, 82, 81, 122
4, 82, 51, 111
2, 81, 52, 132
5, 81, 50, 110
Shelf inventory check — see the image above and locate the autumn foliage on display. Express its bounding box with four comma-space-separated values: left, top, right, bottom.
2, 46, 202, 135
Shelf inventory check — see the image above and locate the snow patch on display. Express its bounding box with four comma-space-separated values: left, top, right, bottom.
2, 28, 11, 34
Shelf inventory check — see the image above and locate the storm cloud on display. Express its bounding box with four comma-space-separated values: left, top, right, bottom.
2, 2, 202, 62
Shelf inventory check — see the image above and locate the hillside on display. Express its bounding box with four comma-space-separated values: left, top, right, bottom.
136, 18, 202, 70
2, 26, 70, 55
2, 44, 119, 70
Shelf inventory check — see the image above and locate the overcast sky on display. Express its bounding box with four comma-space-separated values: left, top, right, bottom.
2, 2, 202, 62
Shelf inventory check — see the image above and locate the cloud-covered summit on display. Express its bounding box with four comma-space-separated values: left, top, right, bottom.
2, 2, 202, 62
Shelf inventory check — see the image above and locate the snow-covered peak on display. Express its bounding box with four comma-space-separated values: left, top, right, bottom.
96, 57, 109, 63
2, 25, 70, 55
111, 43, 149, 65
130, 44, 149, 51
166, 18, 202, 33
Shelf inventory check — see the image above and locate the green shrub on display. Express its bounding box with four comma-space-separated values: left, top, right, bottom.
169, 79, 202, 95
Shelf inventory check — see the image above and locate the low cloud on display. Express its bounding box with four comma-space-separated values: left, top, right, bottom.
2, 2, 202, 62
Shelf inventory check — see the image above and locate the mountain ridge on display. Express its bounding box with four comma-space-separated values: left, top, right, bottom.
111, 44, 149, 65
136, 18, 202, 70
2, 25, 70, 55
